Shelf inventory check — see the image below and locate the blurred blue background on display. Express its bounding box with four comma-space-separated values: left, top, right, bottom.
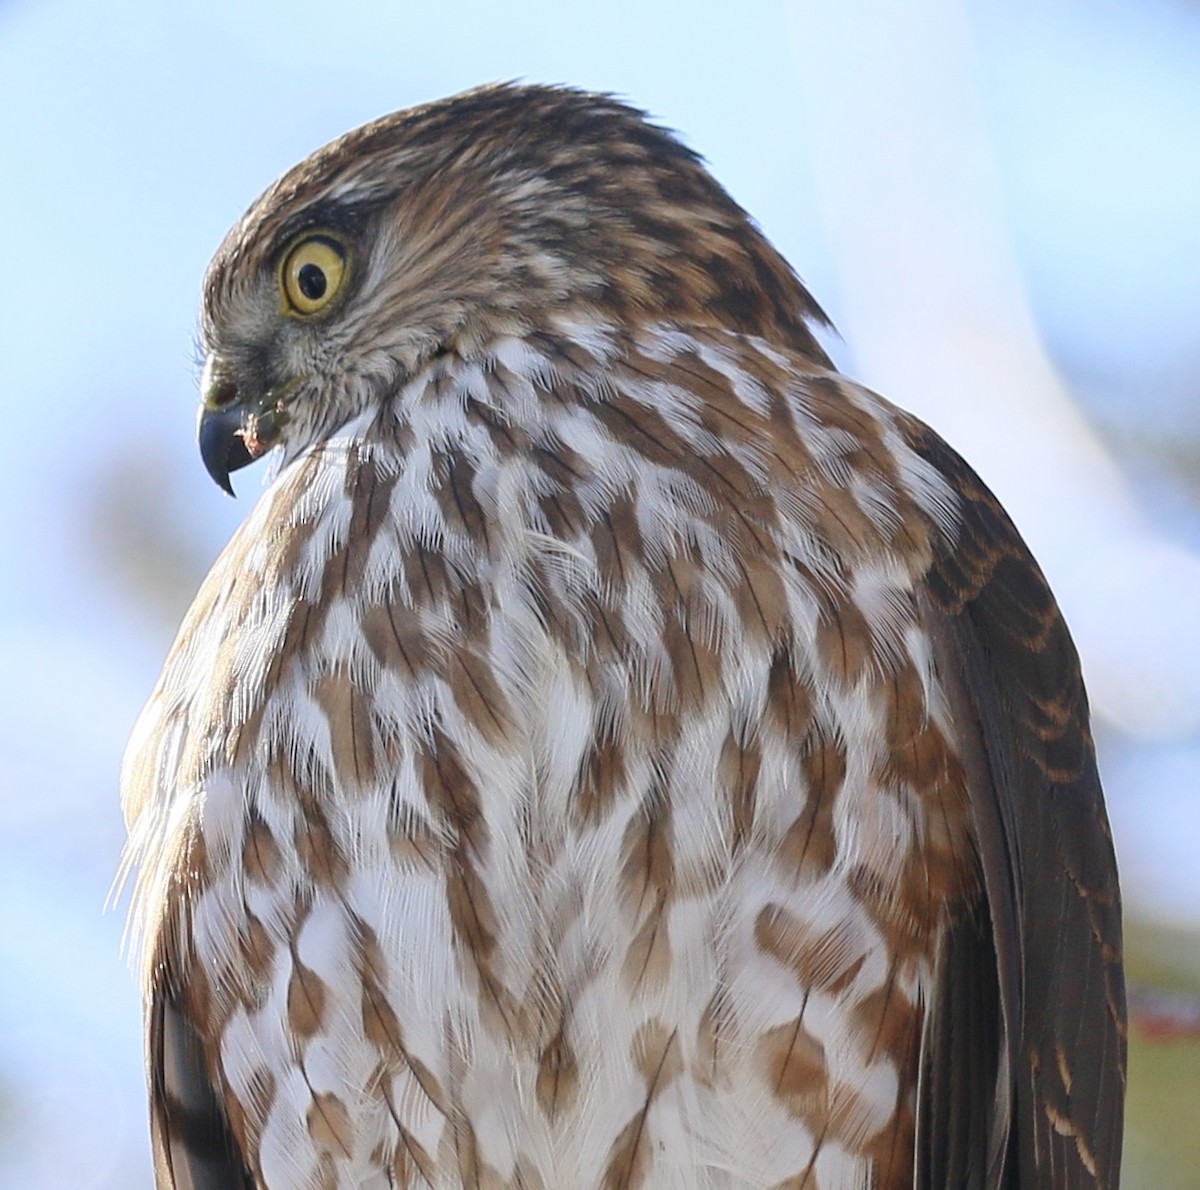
1, 0, 1197, 1185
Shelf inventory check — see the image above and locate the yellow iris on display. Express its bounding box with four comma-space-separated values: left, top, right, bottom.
280, 234, 347, 316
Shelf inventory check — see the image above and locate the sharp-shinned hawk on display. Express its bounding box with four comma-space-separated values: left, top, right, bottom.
121, 84, 1125, 1189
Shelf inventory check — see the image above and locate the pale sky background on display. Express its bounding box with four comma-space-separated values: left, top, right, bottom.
0, 0, 1198, 1185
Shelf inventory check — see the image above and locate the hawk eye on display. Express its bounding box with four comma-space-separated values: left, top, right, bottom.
280, 234, 347, 316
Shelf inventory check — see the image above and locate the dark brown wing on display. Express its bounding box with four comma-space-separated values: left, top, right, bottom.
147, 944, 254, 1189
904, 418, 1126, 1189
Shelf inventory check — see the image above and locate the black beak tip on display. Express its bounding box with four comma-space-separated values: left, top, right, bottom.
198, 408, 254, 497
209, 463, 238, 499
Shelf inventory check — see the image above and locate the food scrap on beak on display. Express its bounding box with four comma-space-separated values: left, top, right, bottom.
198, 405, 256, 496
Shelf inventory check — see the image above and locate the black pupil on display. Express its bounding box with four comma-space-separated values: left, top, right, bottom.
297, 262, 327, 301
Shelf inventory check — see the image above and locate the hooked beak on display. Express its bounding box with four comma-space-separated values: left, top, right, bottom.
197, 372, 285, 497
198, 404, 255, 496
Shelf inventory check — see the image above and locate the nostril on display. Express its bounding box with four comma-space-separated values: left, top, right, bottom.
208, 380, 239, 409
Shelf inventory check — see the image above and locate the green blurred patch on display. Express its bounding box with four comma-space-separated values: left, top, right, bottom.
1122, 918, 1200, 1189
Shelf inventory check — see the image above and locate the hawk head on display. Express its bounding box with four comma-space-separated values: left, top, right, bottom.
196, 82, 829, 493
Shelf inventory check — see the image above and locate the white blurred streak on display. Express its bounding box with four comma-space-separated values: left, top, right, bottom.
0, 855, 151, 1188
787, 0, 1200, 741
1104, 739, 1200, 923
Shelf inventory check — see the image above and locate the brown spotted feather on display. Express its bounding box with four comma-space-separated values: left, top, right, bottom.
122, 83, 1124, 1190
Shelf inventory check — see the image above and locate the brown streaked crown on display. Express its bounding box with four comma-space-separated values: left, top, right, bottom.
201, 83, 832, 366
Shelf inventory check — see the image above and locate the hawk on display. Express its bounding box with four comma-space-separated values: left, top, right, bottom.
121, 84, 1125, 1189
